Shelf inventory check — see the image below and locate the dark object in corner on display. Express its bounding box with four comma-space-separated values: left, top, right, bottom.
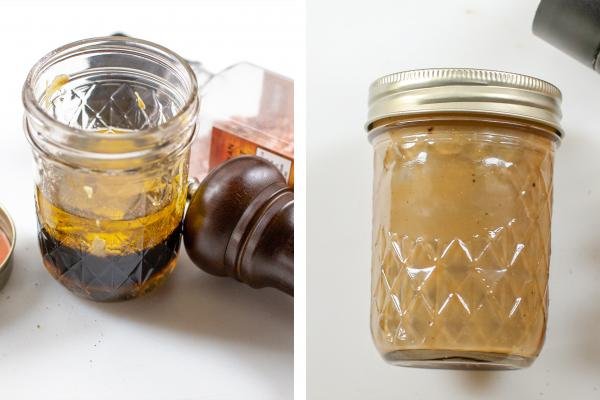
533, 0, 600, 71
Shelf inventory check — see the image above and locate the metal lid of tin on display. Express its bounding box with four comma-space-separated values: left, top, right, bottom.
367, 68, 563, 137
0, 204, 15, 290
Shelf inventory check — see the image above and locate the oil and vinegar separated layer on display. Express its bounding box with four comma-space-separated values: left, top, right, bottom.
35, 156, 188, 301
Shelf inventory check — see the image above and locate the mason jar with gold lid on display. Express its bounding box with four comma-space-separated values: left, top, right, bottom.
367, 68, 562, 369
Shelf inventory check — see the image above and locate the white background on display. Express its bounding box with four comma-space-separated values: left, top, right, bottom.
308, 0, 600, 399
0, 1, 301, 399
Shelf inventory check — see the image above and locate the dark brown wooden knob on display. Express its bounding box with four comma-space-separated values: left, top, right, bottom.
183, 156, 294, 295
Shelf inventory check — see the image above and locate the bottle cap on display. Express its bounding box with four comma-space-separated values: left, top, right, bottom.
533, 0, 600, 70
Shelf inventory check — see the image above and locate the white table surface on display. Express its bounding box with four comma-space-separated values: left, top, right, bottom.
308, 0, 600, 399
0, 1, 299, 399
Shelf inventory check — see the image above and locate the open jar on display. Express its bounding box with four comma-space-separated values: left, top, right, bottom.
23, 37, 198, 301
23, 37, 295, 302
367, 69, 563, 369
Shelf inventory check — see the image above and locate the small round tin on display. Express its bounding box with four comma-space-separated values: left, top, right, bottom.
0, 204, 15, 290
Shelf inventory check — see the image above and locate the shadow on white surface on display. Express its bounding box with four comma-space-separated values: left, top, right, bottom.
456, 371, 498, 392
89, 251, 293, 354
0, 234, 293, 354
556, 132, 600, 374
94, 254, 293, 352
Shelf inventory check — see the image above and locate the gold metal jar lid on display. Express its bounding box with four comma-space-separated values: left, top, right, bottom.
367, 68, 563, 137
0, 204, 15, 290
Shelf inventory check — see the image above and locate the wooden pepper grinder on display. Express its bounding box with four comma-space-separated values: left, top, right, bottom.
184, 156, 294, 295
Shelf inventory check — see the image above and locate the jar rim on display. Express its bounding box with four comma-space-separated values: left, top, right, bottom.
367, 113, 562, 146
22, 36, 198, 162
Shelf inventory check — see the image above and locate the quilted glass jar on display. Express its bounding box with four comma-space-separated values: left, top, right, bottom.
23, 37, 198, 301
367, 69, 563, 369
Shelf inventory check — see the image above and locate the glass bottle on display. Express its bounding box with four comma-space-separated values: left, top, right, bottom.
188, 62, 294, 185
23, 37, 198, 301
367, 69, 563, 369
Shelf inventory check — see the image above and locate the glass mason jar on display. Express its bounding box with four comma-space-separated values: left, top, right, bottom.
23, 37, 198, 301
367, 69, 563, 369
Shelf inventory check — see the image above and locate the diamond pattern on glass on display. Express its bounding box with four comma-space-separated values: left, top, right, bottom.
38, 223, 182, 301
371, 130, 554, 360
49, 82, 177, 131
